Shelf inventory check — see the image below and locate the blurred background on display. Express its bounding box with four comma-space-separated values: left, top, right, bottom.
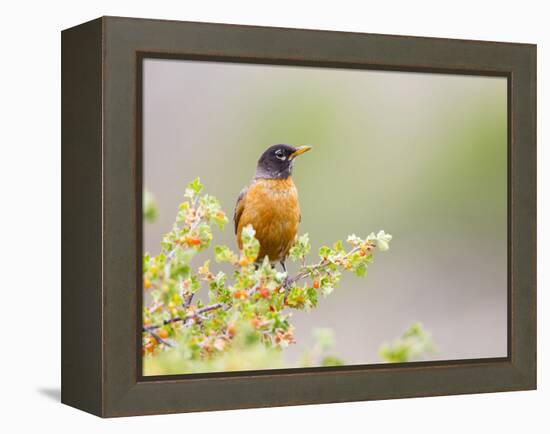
143, 58, 507, 366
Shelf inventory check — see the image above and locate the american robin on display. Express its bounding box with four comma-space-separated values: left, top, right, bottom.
234, 144, 312, 271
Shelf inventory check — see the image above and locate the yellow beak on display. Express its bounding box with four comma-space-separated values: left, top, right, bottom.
289, 146, 312, 160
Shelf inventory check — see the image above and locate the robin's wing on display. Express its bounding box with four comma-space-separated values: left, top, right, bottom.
233, 186, 248, 234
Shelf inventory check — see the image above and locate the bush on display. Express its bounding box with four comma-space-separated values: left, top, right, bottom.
379, 323, 435, 363
142, 178, 394, 374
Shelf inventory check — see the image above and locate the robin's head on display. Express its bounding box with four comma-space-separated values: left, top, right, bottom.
255, 144, 312, 179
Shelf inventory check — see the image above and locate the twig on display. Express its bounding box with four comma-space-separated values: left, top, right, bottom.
164, 210, 206, 275
247, 282, 261, 296
184, 292, 195, 308
283, 244, 366, 289
143, 302, 224, 332
148, 329, 176, 348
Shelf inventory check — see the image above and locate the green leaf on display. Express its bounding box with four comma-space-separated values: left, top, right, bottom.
214, 245, 237, 263
378, 323, 434, 363
143, 252, 150, 273
289, 233, 311, 261
306, 287, 318, 308
190, 275, 201, 293
321, 356, 344, 367
318, 245, 332, 260
170, 260, 190, 280
241, 225, 260, 260
332, 240, 344, 253
319, 276, 334, 297
184, 177, 203, 199
353, 262, 367, 277
143, 189, 158, 223
199, 194, 227, 229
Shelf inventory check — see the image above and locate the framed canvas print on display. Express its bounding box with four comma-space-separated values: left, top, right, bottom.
61, 16, 536, 417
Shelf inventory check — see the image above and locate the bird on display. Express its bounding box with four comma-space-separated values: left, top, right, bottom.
234, 144, 312, 271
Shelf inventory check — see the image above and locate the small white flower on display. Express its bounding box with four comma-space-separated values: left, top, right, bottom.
376, 230, 392, 251
346, 234, 361, 245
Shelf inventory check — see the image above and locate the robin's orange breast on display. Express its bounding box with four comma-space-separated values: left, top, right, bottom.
236, 177, 300, 263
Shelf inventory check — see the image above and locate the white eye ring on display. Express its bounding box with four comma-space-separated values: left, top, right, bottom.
275, 150, 286, 160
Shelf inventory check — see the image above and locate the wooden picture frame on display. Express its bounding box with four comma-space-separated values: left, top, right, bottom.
61, 16, 536, 417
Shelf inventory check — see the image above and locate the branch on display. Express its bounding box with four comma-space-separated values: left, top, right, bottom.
143, 302, 224, 332
146, 241, 376, 332
247, 281, 261, 296
148, 329, 176, 348
283, 243, 373, 289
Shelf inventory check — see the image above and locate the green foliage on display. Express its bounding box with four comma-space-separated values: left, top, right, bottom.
289, 233, 311, 262
144, 321, 284, 375
143, 189, 159, 223
378, 323, 435, 363
143, 178, 393, 374
300, 328, 345, 367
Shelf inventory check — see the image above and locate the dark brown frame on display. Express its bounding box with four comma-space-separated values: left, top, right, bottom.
62, 16, 537, 417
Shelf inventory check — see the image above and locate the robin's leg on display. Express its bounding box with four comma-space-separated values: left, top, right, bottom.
280, 260, 292, 302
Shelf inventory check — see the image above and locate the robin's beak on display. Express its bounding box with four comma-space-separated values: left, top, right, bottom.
289, 146, 312, 160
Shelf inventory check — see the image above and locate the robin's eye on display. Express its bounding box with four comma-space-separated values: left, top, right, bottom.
274, 150, 286, 160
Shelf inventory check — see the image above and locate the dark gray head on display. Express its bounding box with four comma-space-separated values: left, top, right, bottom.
255, 144, 312, 179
